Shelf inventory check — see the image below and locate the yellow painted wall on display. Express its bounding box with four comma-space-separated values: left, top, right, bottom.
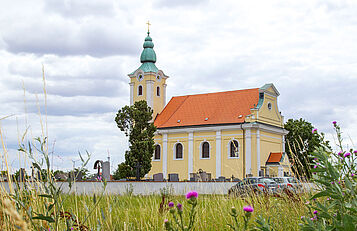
193, 131, 216, 177
260, 130, 283, 166
221, 132, 244, 179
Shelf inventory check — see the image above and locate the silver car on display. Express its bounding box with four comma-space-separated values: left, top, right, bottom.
228, 177, 278, 196
272, 177, 302, 193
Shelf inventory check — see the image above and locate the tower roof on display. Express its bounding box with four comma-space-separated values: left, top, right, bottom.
140, 32, 156, 63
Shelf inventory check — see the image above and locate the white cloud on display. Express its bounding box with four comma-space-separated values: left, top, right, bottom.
0, 0, 357, 173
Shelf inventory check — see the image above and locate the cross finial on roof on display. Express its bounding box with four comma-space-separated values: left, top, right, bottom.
146, 20, 151, 33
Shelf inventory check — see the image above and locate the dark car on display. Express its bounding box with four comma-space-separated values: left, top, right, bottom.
228, 177, 278, 196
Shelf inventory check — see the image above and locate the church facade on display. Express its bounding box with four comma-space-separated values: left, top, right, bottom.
128, 30, 291, 180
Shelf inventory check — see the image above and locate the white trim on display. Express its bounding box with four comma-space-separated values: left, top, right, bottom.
245, 128, 252, 175
222, 133, 243, 137
146, 80, 154, 109
163, 84, 167, 106
162, 134, 168, 178
137, 84, 143, 96
260, 134, 282, 140
168, 136, 188, 140
199, 140, 211, 160
282, 135, 286, 153
173, 142, 184, 160
227, 138, 240, 159
194, 135, 216, 138
129, 83, 134, 105
257, 129, 260, 176
216, 131, 221, 178
153, 144, 161, 161
188, 132, 193, 179
157, 123, 288, 135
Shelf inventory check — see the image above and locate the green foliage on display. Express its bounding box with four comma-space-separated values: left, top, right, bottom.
113, 157, 133, 180
114, 100, 157, 178
300, 122, 357, 230
284, 118, 330, 179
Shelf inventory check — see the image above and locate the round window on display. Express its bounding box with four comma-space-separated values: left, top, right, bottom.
268, 102, 272, 110
137, 74, 143, 82
156, 75, 161, 81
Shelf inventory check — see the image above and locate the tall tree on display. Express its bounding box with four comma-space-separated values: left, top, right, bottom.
114, 100, 156, 179
284, 118, 329, 179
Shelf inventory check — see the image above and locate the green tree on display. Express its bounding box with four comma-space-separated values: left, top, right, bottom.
284, 118, 329, 179
114, 100, 156, 179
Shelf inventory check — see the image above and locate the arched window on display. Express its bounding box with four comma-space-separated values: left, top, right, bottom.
138, 85, 143, 96
175, 143, 183, 159
154, 145, 161, 160
230, 140, 239, 158
157, 86, 160, 96
202, 142, 210, 158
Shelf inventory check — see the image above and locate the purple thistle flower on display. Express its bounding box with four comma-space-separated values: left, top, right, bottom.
313, 210, 318, 214
310, 217, 314, 221
186, 191, 198, 199
331, 181, 334, 184
327, 197, 330, 201
168, 202, 174, 208
344, 152, 351, 158
332, 121, 337, 125
352, 173, 355, 177
312, 128, 317, 134
243, 205, 254, 213
177, 203, 182, 211
338, 151, 343, 156
354, 150, 357, 154
164, 219, 168, 223
313, 165, 317, 169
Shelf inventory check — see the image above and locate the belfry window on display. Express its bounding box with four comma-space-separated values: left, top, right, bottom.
202, 142, 210, 158
157, 86, 160, 96
154, 145, 161, 160
175, 143, 183, 159
230, 140, 239, 158
138, 85, 143, 96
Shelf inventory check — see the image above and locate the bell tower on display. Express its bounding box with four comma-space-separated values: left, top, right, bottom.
128, 24, 168, 119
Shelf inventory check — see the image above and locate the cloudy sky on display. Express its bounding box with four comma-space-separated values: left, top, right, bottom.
0, 0, 356, 173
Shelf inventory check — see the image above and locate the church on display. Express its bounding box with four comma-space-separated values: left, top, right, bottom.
128, 28, 291, 180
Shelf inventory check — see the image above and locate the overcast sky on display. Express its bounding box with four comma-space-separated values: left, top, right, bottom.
0, 0, 356, 173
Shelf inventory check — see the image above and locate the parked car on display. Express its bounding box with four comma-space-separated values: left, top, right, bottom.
228, 177, 278, 196
272, 177, 302, 193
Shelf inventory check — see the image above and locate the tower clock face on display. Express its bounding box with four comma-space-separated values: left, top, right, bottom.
137, 74, 143, 82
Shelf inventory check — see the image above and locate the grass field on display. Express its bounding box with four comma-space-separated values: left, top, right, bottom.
0, 186, 308, 230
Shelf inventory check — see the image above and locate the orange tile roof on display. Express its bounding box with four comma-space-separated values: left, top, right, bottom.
266, 152, 283, 163
154, 88, 259, 128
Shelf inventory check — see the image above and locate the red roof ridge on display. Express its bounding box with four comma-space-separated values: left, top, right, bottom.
170, 87, 259, 98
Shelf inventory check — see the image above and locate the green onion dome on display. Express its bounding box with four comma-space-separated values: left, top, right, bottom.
140, 32, 156, 63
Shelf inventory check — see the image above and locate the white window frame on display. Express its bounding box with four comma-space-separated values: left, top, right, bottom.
228, 139, 240, 159
173, 142, 184, 160
199, 140, 211, 159
138, 85, 143, 96
153, 144, 161, 161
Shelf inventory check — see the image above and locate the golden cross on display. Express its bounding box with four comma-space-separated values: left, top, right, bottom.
146, 20, 151, 32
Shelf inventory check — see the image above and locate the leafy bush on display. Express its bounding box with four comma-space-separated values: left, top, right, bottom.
301, 122, 356, 230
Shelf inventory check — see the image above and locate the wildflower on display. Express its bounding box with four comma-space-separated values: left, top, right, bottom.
305, 201, 310, 205
313, 165, 317, 169
168, 202, 174, 208
344, 152, 351, 158
243, 205, 254, 213
354, 150, 357, 154
327, 197, 331, 201
312, 128, 317, 133
301, 216, 305, 220
177, 203, 182, 211
313, 210, 318, 214
352, 173, 355, 177
164, 219, 168, 223
338, 151, 343, 156
186, 191, 198, 199
331, 181, 334, 184
314, 158, 318, 161
313, 198, 316, 201
332, 121, 337, 125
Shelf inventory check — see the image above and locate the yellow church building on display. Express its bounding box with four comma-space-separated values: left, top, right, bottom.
128, 29, 291, 180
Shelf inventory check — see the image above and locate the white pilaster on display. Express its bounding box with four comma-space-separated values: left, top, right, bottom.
257, 129, 260, 176
188, 132, 193, 179
282, 135, 285, 153
245, 128, 252, 176
163, 83, 167, 106
215, 130, 222, 178
163, 133, 168, 179
129, 82, 134, 105
146, 80, 154, 109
